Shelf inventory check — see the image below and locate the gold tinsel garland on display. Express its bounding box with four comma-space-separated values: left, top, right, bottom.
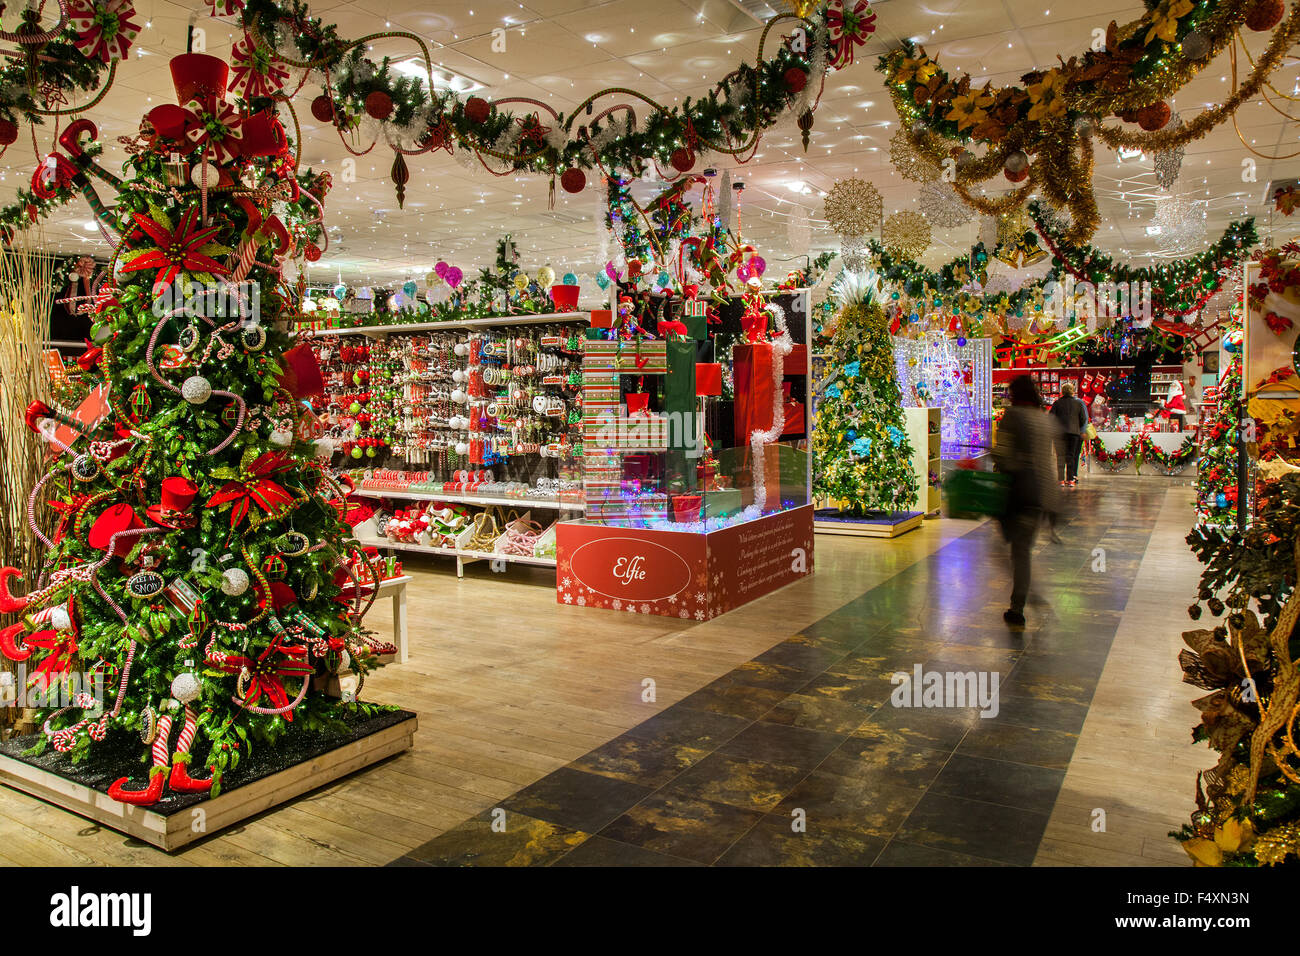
823, 177, 882, 237
881, 210, 930, 260
878, 3, 1300, 245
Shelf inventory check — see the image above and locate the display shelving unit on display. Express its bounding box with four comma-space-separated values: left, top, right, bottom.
309, 311, 592, 574
904, 406, 942, 517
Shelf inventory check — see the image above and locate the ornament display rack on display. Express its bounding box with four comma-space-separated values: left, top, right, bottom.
993, 364, 1184, 415
302, 312, 591, 576
893, 335, 993, 462
905, 406, 942, 516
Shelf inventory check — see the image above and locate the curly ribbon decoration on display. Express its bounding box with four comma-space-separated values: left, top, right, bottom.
143, 312, 247, 454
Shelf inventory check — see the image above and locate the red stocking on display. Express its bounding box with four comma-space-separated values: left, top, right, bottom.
168, 705, 212, 793
107, 713, 172, 805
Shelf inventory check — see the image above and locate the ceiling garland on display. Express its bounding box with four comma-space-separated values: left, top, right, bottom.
875, 0, 1300, 245
235, 0, 868, 202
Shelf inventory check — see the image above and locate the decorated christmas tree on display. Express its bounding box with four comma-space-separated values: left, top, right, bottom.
0, 52, 392, 804
1195, 328, 1244, 528
812, 271, 918, 513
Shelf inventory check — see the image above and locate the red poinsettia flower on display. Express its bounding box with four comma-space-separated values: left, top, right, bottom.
826, 0, 877, 70
217, 637, 314, 721
121, 205, 228, 289
230, 35, 289, 99
26, 630, 79, 681
68, 0, 142, 64
205, 451, 295, 527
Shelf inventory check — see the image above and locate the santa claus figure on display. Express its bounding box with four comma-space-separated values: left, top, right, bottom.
1161, 379, 1187, 430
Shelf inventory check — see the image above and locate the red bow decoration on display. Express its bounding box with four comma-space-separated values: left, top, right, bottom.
48, 494, 94, 544
215, 637, 314, 721
659, 319, 688, 339
205, 451, 295, 527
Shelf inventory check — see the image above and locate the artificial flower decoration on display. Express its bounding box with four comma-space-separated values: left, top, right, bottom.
826, 0, 877, 69
215, 638, 315, 721
230, 35, 289, 99
1145, 0, 1194, 46
895, 53, 937, 88
1275, 184, 1300, 217
67, 0, 142, 64
1026, 68, 1067, 122
121, 205, 230, 289
946, 88, 994, 132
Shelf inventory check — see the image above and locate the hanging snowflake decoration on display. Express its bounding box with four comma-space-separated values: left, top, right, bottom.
1151, 193, 1207, 253
882, 211, 931, 260
230, 35, 289, 99
918, 179, 973, 228
840, 235, 869, 272
1154, 112, 1185, 190
826, 0, 878, 70
823, 177, 882, 238
68, 0, 142, 64
889, 128, 937, 183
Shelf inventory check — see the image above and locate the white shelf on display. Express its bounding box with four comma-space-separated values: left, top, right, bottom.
295, 312, 589, 339
353, 487, 586, 511
356, 536, 558, 568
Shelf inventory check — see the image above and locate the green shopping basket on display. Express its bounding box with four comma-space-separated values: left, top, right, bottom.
943, 468, 1010, 519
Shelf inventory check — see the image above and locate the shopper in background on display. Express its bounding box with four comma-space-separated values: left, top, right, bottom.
1049, 382, 1089, 486
994, 375, 1059, 627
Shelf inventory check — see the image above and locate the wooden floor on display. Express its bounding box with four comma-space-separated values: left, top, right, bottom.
0, 514, 981, 865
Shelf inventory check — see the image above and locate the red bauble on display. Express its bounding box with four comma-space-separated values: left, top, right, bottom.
783, 67, 808, 93
0, 120, 17, 147
465, 96, 490, 124
560, 167, 586, 193
304, 243, 322, 262
1004, 166, 1030, 183
670, 147, 694, 172
1137, 101, 1171, 131
364, 90, 394, 121
1246, 0, 1285, 31
310, 95, 334, 123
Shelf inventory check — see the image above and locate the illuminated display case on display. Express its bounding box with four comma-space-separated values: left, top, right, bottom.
556, 291, 815, 619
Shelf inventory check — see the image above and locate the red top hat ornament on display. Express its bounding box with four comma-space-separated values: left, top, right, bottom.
145, 477, 199, 529
87, 503, 150, 557
170, 53, 229, 105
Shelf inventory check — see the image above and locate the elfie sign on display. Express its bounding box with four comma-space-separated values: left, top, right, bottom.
555, 505, 814, 619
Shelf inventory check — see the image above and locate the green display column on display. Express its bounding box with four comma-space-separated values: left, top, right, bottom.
665, 339, 699, 498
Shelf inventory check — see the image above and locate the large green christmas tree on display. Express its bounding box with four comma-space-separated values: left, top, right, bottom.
0, 52, 390, 804
1195, 331, 1244, 528
812, 271, 918, 513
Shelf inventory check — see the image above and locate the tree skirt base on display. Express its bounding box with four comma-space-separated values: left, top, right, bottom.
813, 508, 923, 538
0, 709, 416, 851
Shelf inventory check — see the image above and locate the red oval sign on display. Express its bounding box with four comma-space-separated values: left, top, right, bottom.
569, 536, 693, 603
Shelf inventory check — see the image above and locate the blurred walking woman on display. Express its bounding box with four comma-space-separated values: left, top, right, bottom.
994, 375, 1059, 626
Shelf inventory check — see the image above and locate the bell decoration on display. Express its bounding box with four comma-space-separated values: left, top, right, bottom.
391, 151, 409, 209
